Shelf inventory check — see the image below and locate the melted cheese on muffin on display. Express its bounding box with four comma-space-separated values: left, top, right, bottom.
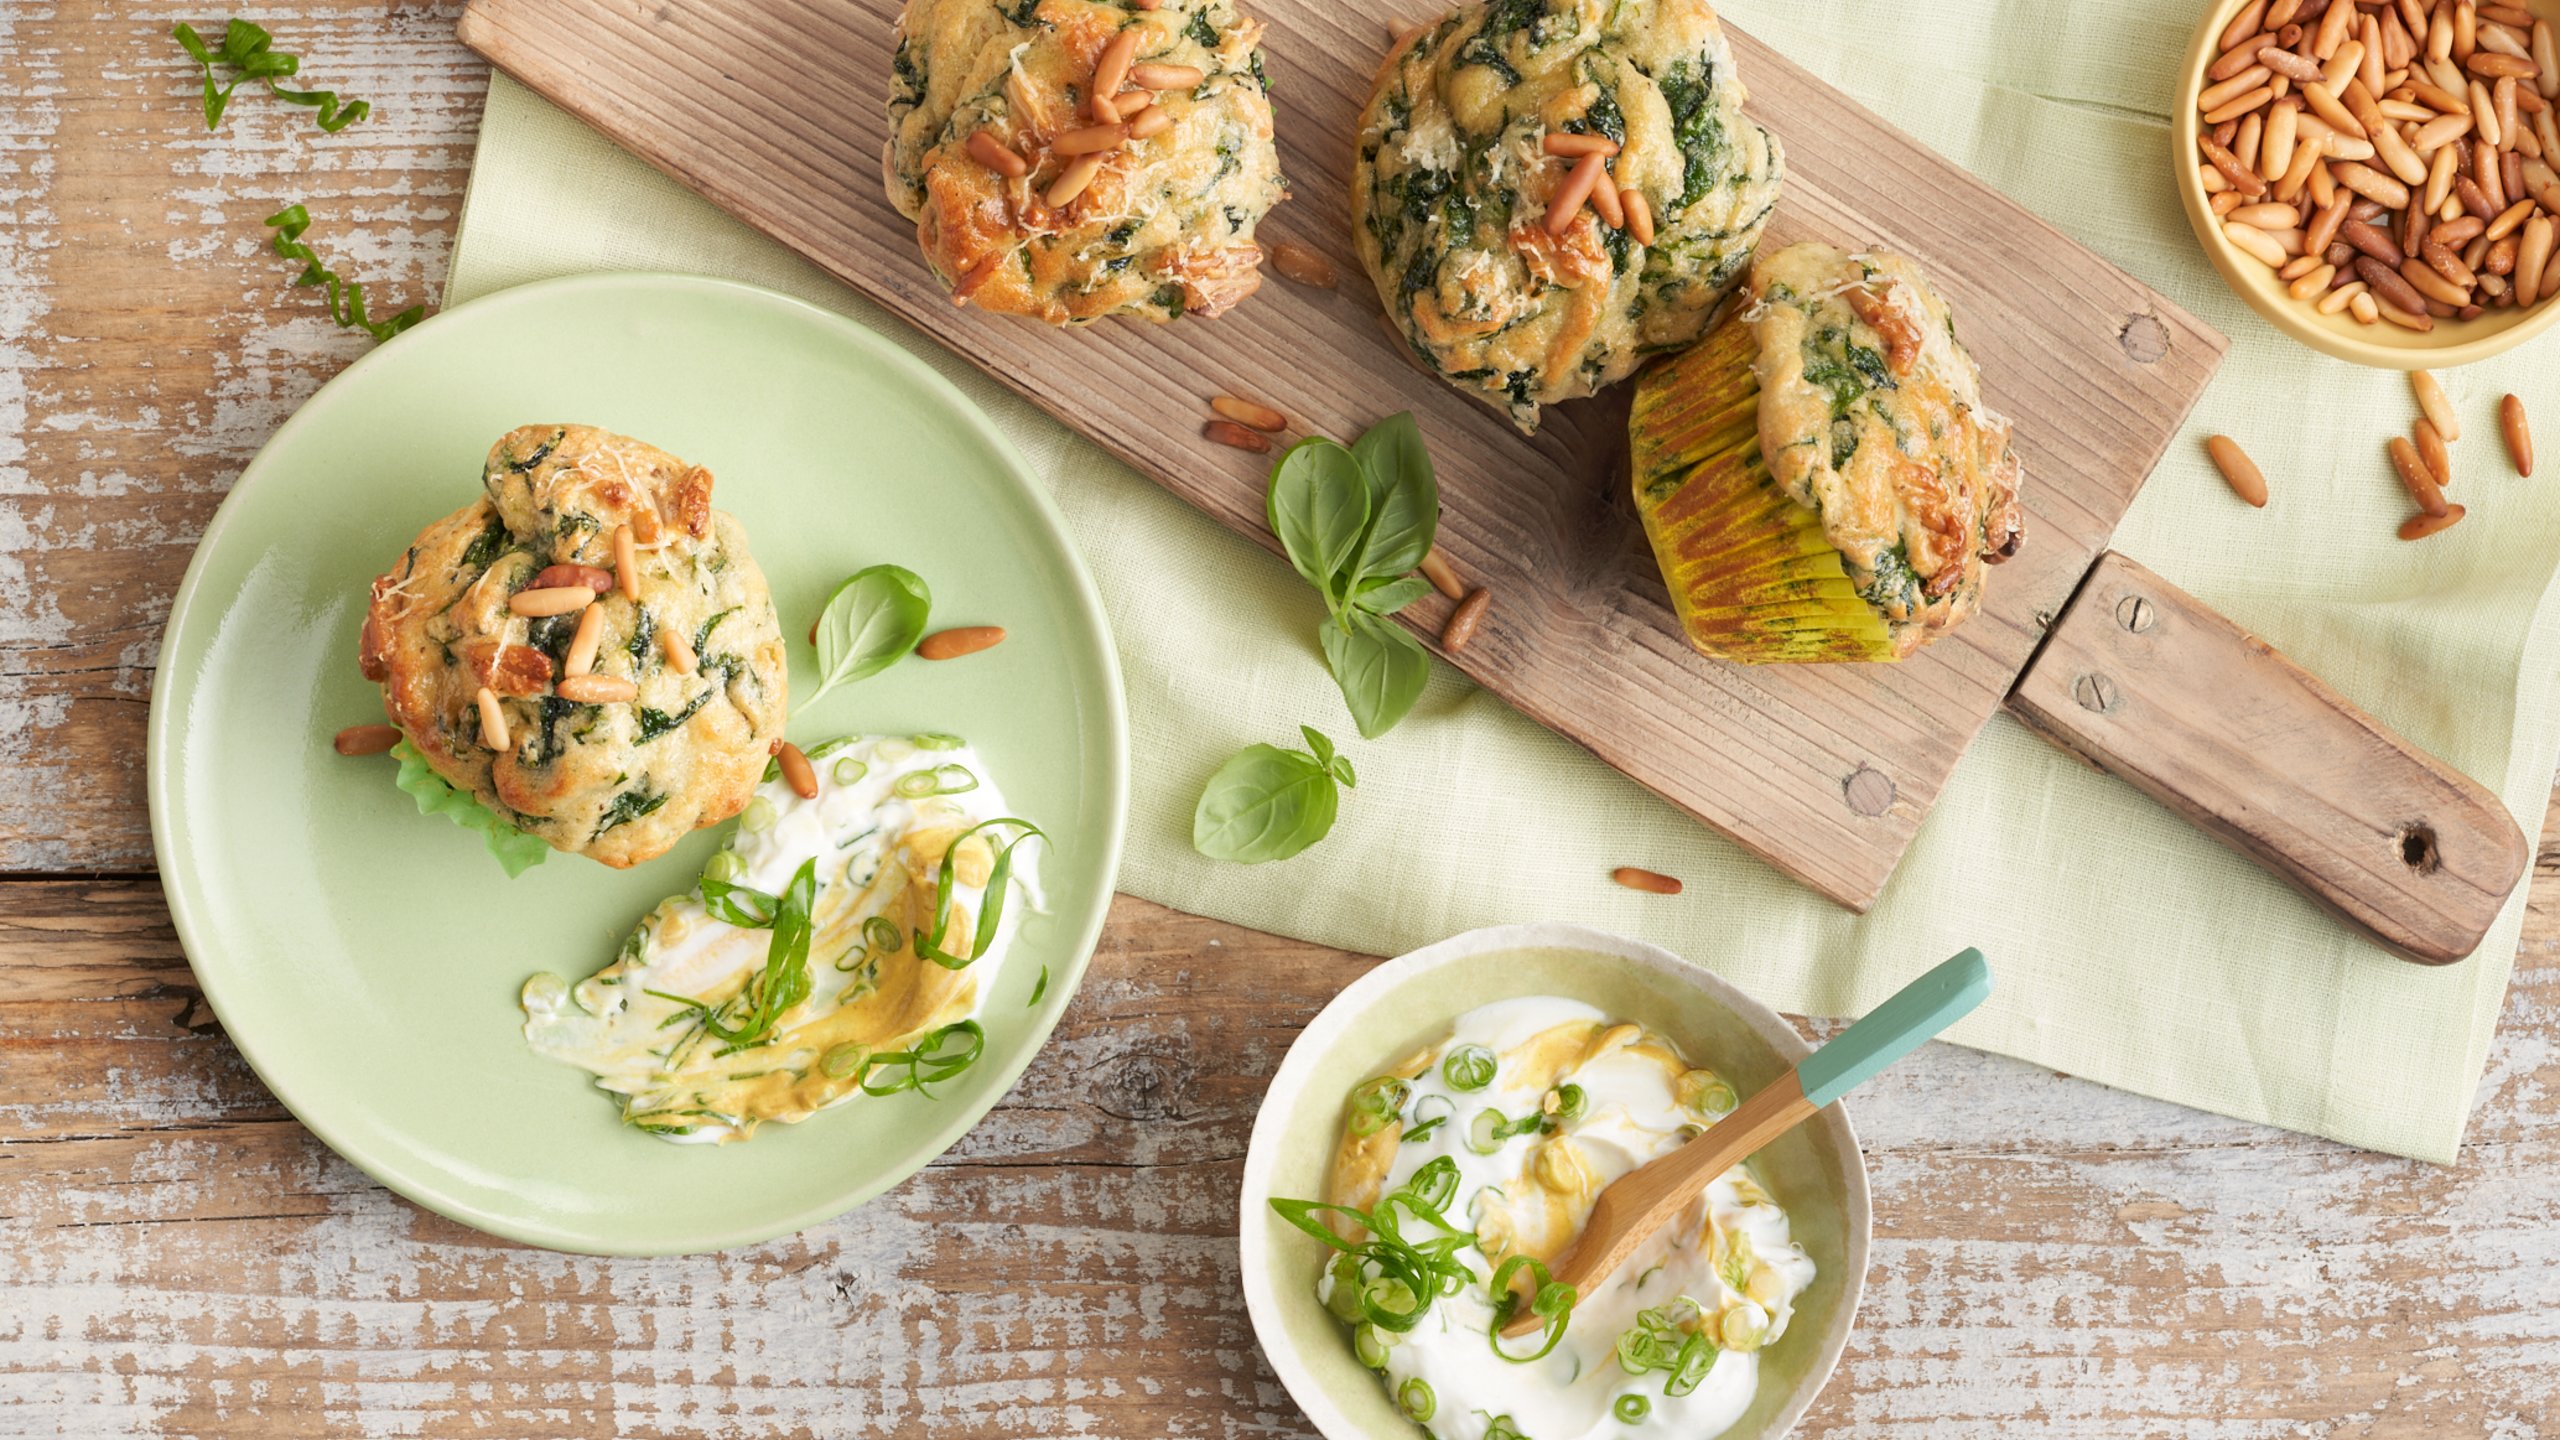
887, 0, 1287, 325
1352, 0, 1783, 431
1745, 244, 2025, 653
359, 425, 788, 868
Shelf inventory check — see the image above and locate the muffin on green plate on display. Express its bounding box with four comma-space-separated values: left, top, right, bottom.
1629, 242, 2025, 663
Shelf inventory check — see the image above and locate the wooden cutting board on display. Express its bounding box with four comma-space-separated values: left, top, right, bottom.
457, 0, 2225, 913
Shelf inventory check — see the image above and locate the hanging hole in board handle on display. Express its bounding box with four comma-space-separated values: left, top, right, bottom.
2399, 824, 2441, 876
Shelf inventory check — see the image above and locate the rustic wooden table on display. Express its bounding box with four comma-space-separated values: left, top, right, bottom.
4, 5, 2556, 1437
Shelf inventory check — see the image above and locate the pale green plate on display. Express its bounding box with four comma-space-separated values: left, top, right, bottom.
146, 273, 1128, 1256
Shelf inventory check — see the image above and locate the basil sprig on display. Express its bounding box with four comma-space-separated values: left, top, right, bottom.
174, 19, 372, 132
1192, 725, 1357, 863
805, 564, 932, 710
263, 205, 423, 342
1266, 413, 1442, 740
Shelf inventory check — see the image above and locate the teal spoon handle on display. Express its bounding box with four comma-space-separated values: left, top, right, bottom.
1796, 948, 1991, 1108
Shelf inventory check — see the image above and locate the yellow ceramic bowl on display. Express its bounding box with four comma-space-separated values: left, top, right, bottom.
2174, 0, 2560, 369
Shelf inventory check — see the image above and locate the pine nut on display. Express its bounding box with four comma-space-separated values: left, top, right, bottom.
477, 686, 510, 751
2412, 369, 2462, 440
2351, 288, 2384, 322
2290, 261, 2339, 297
1092, 28, 1143, 102
2205, 67, 2275, 113
2222, 0, 2269, 54
1624, 188, 1656, 245
2538, 20, 2558, 98
966, 129, 1030, 178
556, 674, 638, 704
1546, 151, 1608, 233
1542, 132, 1621, 157
2233, 200, 2304, 227
565, 603, 607, 678
2389, 435, 2453, 515
778, 741, 819, 800
630, 507, 663, 546
2334, 159, 2412, 206
2202, 133, 2272, 194
2517, 214, 2554, 304
664, 623, 698, 675
1130, 61, 1204, 89
2264, 100, 2301, 179
1588, 164, 1626, 227
510, 585, 594, 617
1420, 546, 1465, 600
2318, 277, 2369, 312
1270, 240, 1337, 287
2503, 393, 2536, 476
1204, 419, 1272, 452
2316, 0, 2356, 58
2377, 294, 2437, 328
334, 723, 401, 756
1210, 394, 1288, 432
1056, 122, 1129, 155
2413, 417, 2455, 487
2399, 502, 2467, 539
2466, 51, 2538, 80
1442, 587, 1491, 651
614, 525, 640, 601
917, 625, 1007, 661
2208, 435, 2271, 507
2206, 86, 2279, 124
1612, 866, 1683, 896
2262, 45, 2327, 84
1045, 153, 1106, 207
2214, 39, 2270, 82
531, 563, 613, 592
1129, 103, 1175, 139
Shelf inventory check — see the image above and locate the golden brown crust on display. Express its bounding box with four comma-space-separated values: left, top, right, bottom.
363, 425, 789, 868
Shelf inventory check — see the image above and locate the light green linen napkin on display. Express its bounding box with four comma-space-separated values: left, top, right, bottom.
444, 0, 2560, 1163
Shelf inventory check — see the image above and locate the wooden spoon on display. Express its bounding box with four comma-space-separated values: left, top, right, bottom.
1498, 948, 1991, 1336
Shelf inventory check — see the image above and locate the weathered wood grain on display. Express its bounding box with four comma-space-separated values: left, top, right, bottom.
3, 880, 2557, 1437
453, 0, 2227, 914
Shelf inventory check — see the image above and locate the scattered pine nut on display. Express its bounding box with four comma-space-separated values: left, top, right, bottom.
1542, 132, 1621, 157
557, 674, 639, 704
2399, 502, 2468, 539
664, 623, 698, 675
2502, 393, 2535, 475
509, 585, 594, 618
2413, 417, 2455, 488
1129, 104, 1174, 140
1612, 866, 1683, 896
966, 129, 1030, 178
2206, 435, 2271, 507
1545, 152, 1608, 234
1056, 122, 1130, 156
1205, 419, 1272, 452
1130, 61, 1204, 89
2411, 369, 2462, 440
614, 525, 640, 601
1623, 188, 1656, 246
1442, 587, 1491, 651
1419, 546, 1465, 600
1045, 153, 1106, 208
918, 625, 1008, 661
334, 723, 400, 757
1269, 240, 1339, 288
477, 686, 510, 751
565, 603, 607, 678
777, 741, 819, 800
1092, 29, 1142, 102
2388, 435, 2453, 515
1210, 394, 1288, 432
530, 563, 612, 592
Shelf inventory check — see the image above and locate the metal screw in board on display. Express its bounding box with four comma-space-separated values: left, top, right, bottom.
2116, 594, 2156, 633
2074, 672, 2119, 713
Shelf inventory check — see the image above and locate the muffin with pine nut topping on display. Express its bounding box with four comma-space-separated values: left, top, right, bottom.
1628, 243, 2025, 662
359, 425, 790, 868
1352, 0, 1783, 432
885, 0, 1287, 324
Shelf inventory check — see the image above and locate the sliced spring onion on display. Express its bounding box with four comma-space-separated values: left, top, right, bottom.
1549, 1082, 1589, 1124
1267, 1164, 1477, 1335
801, 735, 857, 761
892, 764, 978, 799
741, 796, 777, 832
1678, 1067, 1737, 1116
914, 817, 1044, 970
1614, 1394, 1650, 1423
1487, 1254, 1576, 1363
668, 859, 817, 1048
1397, 1378, 1436, 1423
819, 1042, 867, 1079
702, 850, 747, 885
1346, 1076, 1410, 1138
1467, 1107, 1508, 1154
1485, 1416, 1528, 1440
863, 914, 905, 955
857, 1019, 986, 1096
699, 876, 779, 928
1324, 1253, 1366, 1324
1402, 1092, 1455, 1145
832, 757, 867, 786
1441, 1042, 1497, 1091
1352, 1321, 1392, 1369
912, 732, 966, 750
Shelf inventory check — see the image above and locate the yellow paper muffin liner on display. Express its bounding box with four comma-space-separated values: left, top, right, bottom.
1629, 314, 1902, 665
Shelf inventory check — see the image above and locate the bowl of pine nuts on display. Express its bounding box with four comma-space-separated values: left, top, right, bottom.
2178, 0, 2560, 368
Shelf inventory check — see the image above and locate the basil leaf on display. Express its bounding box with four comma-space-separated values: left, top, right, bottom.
1267, 438, 1371, 607
1300, 725, 1336, 770
1354, 574, 1435, 616
805, 563, 932, 709
1192, 740, 1343, 863
1349, 412, 1438, 581
1320, 610, 1430, 741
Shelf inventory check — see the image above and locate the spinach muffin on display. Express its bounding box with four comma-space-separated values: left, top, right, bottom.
359, 425, 790, 867
1628, 243, 2026, 663
886, 0, 1287, 325
1352, 0, 1783, 431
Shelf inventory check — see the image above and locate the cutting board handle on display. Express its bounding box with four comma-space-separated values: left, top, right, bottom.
2007, 551, 2528, 966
